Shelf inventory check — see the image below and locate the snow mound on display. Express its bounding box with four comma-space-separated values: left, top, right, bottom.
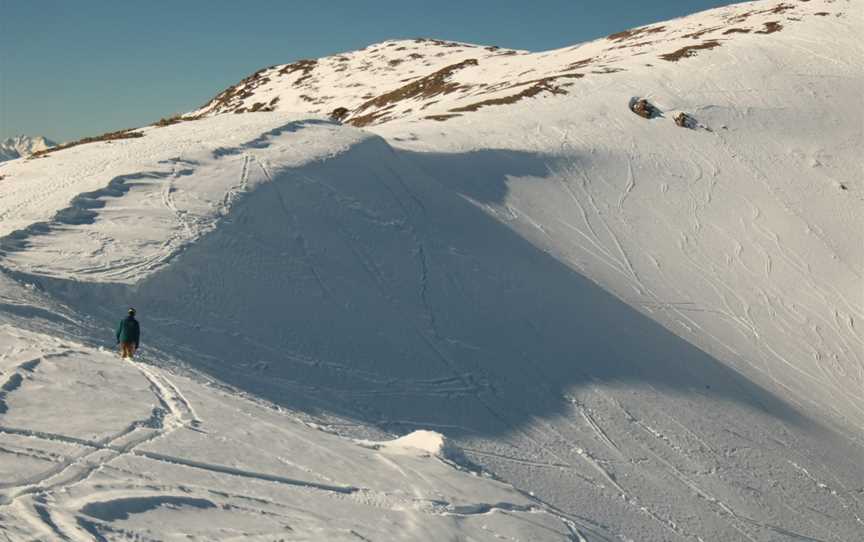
360, 430, 460, 458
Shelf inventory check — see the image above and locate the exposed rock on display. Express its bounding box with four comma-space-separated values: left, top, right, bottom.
674, 112, 696, 128
330, 107, 350, 122
660, 40, 722, 61
630, 98, 660, 119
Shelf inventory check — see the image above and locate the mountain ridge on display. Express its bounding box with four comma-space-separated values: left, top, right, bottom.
191, 0, 843, 128
0, 135, 56, 162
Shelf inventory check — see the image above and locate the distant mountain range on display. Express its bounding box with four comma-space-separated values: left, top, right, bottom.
0, 135, 57, 162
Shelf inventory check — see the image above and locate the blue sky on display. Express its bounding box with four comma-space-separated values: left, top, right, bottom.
1, 1, 742, 142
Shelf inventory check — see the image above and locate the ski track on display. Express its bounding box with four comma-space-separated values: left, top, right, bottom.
0, 350, 206, 540
2, 418, 590, 542
1, 352, 586, 541
541, 126, 863, 439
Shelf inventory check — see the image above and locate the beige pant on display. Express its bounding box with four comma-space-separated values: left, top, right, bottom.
120, 342, 137, 359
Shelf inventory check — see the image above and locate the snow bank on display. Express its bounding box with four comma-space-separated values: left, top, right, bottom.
358, 430, 459, 458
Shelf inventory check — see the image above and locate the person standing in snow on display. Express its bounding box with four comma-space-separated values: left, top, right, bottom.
116, 308, 140, 359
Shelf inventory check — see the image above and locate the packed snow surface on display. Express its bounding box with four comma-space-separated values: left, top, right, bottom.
1, 0, 862, 540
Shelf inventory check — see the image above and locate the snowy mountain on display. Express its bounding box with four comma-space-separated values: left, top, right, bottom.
1, 0, 862, 540
0, 136, 56, 162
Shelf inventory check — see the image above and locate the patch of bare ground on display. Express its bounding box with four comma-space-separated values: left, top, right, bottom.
682, 26, 725, 39
756, 21, 783, 34
727, 11, 755, 23
278, 59, 318, 86
413, 38, 466, 49
31, 129, 144, 158
814, 12, 829, 16
592, 67, 624, 74
660, 40, 722, 61
353, 58, 479, 113
723, 28, 752, 34
153, 114, 200, 127
347, 111, 391, 127
607, 25, 666, 42
512, 73, 584, 88
727, 3, 794, 23
567, 58, 594, 69
767, 3, 794, 14
449, 76, 572, 113
425, 114, 462, 121
612, 40, 656, 50
234, 97, 280, 114
389, 59, 404, 67
202, 65, 277, 114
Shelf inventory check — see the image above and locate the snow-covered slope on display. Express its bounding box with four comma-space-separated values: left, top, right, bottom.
0, 277, 575, 541
1, 0, 862, 540
0, 136, 56, 163
191, 0, 853, 131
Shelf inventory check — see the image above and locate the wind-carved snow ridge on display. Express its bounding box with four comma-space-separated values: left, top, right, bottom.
0, 0, 862, 540
0, 116, 363, 283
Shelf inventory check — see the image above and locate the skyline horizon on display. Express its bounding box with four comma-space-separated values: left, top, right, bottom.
1, 0, 743, 142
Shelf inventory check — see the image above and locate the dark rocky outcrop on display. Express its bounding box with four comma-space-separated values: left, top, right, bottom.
630, 98, 660, 119
330, 107, 350, 123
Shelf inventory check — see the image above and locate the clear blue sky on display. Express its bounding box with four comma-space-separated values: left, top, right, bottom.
1, 0, 742, 142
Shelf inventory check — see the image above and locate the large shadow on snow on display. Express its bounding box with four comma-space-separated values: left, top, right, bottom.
33, 131, 810, 438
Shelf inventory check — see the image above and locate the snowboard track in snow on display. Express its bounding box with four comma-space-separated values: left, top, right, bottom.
0, 354, 592, 541
1, 2, 862, 539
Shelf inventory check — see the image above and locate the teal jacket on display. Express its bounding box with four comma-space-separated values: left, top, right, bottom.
116, 316, 140, 347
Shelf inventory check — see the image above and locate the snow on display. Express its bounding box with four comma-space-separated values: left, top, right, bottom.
0, 301, 574, 540
357, 430, 459, 458
0, 136, 56, 163
0, 116, 364, 281
1, 0, 863, 540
